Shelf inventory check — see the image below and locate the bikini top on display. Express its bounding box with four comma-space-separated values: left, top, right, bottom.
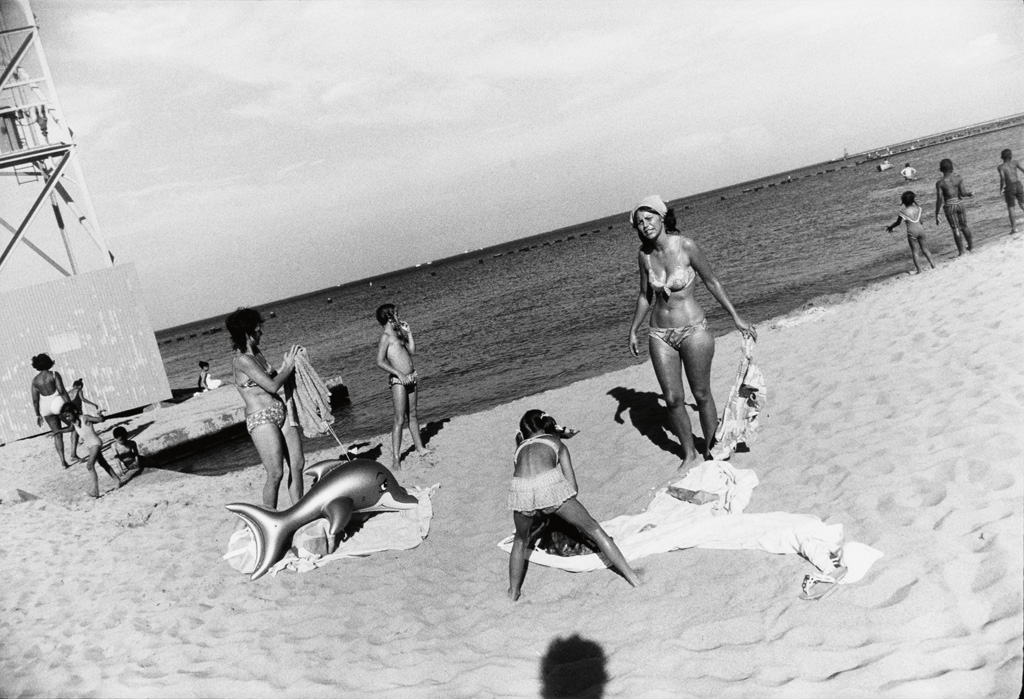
643, 252, 696, 298
513, 435, 559, 464
898, 206, 922, 224
237, 358, 276, 390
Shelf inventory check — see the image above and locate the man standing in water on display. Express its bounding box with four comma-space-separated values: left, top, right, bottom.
934, 158, 974, 255
900, 163, 917, 181
997, 149, 1024, 235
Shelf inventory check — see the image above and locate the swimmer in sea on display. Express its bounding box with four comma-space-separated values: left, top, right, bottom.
886, 191, 935, 274
375, 303, 433, 471
626, 195, 756, 473
934, 158, 973, 256
997, 148, 1024, 235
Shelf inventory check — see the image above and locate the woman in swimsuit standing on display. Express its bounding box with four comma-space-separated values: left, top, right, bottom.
29, 353, 75, 469
627, 195, 756, 472
226, 308, 305, 509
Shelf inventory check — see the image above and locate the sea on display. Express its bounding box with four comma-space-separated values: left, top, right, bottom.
154, 126, 1022, 473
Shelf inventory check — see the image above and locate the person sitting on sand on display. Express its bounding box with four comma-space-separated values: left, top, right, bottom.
375, 303, 433, 471
886, 191, 936, 274
997, 148, 1024, 235
507, 410, 641, 601
626, 195, 757, 472
934, 158, 973, 256
197, 361, 223, 391
900, 163, 917, 181
111, 426, 143, 474
58, 403, 127, 498
29, 353, 75, 469
226, 307, 305, 509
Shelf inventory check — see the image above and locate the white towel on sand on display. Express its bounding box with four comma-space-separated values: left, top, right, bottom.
497, 462, 882, 585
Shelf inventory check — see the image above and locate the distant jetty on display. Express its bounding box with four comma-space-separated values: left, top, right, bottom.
851, 112, 1024, 165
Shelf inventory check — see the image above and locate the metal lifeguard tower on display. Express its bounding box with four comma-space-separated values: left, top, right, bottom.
0, 0, 170, 443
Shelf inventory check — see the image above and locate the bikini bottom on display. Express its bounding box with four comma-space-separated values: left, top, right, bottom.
508, 468, 577, 515
246, 401, 286, 433
649, 319, 709, 351
389, 370, 418, 390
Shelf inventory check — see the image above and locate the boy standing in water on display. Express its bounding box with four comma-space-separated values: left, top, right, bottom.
375, 303, 433, 470
997, 149, 1024, 235
934, 158, 974, 255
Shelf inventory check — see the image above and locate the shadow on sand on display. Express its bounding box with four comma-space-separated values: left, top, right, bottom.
397, 418, 450, 463
540, 634, 608, 698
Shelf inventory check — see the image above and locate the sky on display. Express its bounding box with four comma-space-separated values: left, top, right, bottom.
6, 0, 1024, 329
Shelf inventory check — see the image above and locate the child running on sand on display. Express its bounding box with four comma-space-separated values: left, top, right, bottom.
111, 426, 144, 474
375, 303, 432, 470
997, 149, 1024, 235
934, 158, 974, 255
507, 410, 641, 601
886, 191, 936, 274
58, 404, 126, 498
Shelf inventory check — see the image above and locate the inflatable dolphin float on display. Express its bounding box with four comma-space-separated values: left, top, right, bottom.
226, 458, 419, 580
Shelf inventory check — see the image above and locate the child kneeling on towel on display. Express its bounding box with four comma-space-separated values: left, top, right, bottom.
506, 410, 641, 601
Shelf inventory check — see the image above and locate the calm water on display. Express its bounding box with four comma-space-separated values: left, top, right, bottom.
155, 126, 1021, 472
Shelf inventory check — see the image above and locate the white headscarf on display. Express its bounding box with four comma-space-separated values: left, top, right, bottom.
629, 195, 668, 225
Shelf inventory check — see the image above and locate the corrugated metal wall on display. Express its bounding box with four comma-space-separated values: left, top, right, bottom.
0, 264, 171, 443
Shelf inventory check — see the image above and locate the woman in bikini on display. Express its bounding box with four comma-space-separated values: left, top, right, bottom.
627, 195, 756, 472
226, 308, 305, 509
29, 353, 75, 469
886, 191, 935, 274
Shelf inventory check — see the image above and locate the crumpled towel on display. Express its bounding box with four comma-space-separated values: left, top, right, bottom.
290, 347, 335, 439
225, 484, 439, 576
497, 462, 882, 584
711, 336, 766, 460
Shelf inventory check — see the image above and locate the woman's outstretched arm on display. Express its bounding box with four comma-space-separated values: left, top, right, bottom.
684, 238, 756, 340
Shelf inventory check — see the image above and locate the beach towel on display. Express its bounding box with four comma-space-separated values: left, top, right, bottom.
224, 484, 439, 576
290, 348, 335, 439
497, 462, 882, 584
711, 336, 766, 460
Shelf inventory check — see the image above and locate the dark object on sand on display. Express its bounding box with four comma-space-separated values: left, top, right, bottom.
532, 515, 598, 557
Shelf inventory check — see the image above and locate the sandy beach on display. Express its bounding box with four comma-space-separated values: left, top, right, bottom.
2, 236, 1022, 698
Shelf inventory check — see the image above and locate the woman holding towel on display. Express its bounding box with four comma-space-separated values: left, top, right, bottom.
626, 195, 756, 472
226, 308, 306, 509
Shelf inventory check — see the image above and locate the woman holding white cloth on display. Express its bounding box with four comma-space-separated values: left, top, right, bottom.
626, 195, 756, 472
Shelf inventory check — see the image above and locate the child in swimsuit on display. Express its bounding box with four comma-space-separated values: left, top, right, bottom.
934, 158, 973, 256
886, 191, 936, 274
58, 404, 125, 498
111, 426, 143, 474
375, 303, 433, 471
997, 148, 1024, 235
506, 410, 641, 601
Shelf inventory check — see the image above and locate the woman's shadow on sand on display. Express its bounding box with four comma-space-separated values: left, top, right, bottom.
607, 387, 707, 458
